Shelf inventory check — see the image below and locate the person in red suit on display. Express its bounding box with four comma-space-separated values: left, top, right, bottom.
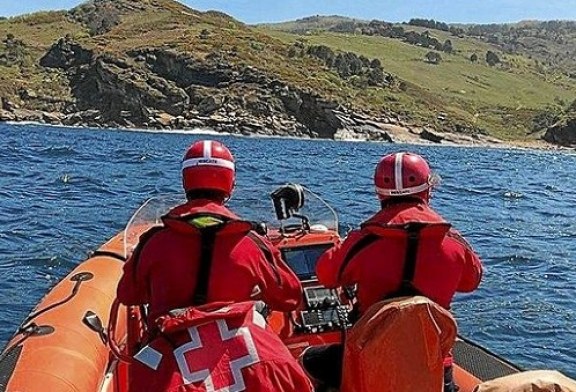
116, 140, 309, 391
117, 140, 303, 325
302, 152, 483, 392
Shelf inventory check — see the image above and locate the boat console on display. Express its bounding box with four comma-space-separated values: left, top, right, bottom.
279, 243, 351, 334
296, 285, 350, 333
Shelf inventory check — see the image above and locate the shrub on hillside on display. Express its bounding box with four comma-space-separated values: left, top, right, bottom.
199, 29, 210, 40
442, 39, 453, 53
0, 33, 27, 67
486, 50, 501, 66
532, 109, 561, 132
69, 2, 121, 36
425, 51, 442, 64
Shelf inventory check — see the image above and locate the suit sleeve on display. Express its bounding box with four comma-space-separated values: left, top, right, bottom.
449, 229, 483, 292
253, 235, 303, 312
458, 248, 483, 292
116, 242, 150, 306
316, 230, 363, 288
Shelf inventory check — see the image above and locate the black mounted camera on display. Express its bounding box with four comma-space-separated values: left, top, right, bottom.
270, 184, 310, 233
270, 183, 305, 221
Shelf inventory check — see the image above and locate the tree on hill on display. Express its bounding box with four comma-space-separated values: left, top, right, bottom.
367, 67, 386, 86
442, 39, 453, 53
359, 55, 370, 67
307, 45, 335, 67
486, 50, 501, 66
425, 51, 442, 64
333, 53, 351, 78
470, 53, 478, 63
449, 26, 465, 37
370, 58, 382, 69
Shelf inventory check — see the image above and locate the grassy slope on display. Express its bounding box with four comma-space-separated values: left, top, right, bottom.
263, 29, 576, 140
0, 1, 574, 141
0, 11, 85, 98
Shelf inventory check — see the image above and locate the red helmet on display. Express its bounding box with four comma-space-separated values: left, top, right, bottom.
374, 152, 439, 201
182, 140, 235, 198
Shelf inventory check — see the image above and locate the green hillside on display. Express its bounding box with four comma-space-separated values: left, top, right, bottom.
257, 18, 576, 140
0, 1, 574, 143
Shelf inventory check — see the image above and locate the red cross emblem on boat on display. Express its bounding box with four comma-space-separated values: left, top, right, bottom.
174, 319, 260, 392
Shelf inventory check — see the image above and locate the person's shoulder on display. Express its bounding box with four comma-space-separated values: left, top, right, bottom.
446, 227, 475, 252
139, 225, 172, 247
242, 231, 275, 254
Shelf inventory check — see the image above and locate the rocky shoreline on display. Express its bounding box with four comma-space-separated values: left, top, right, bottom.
2, 106, 565, 152
0, 97, 507, 146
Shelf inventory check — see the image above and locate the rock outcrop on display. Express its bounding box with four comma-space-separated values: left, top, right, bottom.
543, 118, 576, 146
40, 38, 94, 69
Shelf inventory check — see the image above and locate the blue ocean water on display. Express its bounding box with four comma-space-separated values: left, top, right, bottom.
1, 123, 576, 375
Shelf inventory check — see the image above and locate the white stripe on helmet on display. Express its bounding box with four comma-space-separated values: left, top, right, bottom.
182, 157, 235, 171
394, 153, 404, 191
375, 181, 431, 197
203, 140, 212, 158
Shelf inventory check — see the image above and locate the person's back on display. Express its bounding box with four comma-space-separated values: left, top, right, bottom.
303, 152, 483, 392
119, 199, 302, 323
318, 199, 481, 314
117, 140, 303, 325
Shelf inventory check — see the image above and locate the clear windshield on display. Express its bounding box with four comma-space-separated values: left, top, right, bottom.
123, 186, 338, 258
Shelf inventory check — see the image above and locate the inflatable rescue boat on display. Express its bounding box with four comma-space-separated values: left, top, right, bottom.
0, 185, 522, 392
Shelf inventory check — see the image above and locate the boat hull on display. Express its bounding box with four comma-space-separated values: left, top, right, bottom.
0, 233, 127, 392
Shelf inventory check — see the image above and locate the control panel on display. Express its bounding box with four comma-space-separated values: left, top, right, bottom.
295, 286, 351, 334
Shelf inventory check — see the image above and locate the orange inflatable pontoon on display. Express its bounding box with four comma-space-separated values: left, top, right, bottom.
0, 186, 522, 392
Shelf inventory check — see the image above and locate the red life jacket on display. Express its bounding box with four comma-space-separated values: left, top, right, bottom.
131, 301, 313, 392
318, 201, 482, 314
117, 199, 303, 325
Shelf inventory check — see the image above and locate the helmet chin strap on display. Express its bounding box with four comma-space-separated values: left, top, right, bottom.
223, 182, 236, 205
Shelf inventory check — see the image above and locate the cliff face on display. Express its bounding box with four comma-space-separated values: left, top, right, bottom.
32, 39, 350, 138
